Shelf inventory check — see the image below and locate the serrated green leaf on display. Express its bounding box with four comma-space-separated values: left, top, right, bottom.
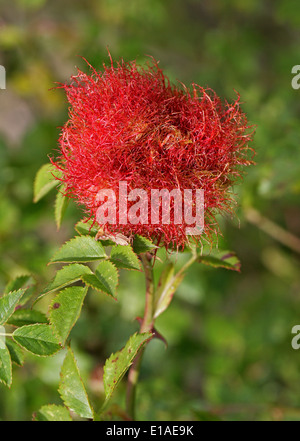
110, 245, 141, 271
34, 164, 62, 203
42, 264, 93, 296
0, 289, 26, 325
103, 332, 152, 406
4, 274, 35, 295
198, 250, 241, 272
82, 261, 118, 298
75, 220, 98, 237
55, 186, 69, 230
132, 235, 157, 254
49, 286, 88, 346
81, 274, 108, 296
4, 275, 36, 306
13, 324, 61, 356
7, 309, 48, 326
6, 340, 24, 366
154, 264, 184, 319
50, 236, 106, 263
59, 348, 94, 419
34, 405, 72, 421
0, 342, 12, 387
7, 309, 48, 327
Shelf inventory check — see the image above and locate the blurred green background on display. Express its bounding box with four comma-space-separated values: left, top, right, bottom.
1, 0, 300, 421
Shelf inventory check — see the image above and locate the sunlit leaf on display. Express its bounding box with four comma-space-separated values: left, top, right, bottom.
13, 324, 61, 356
54, 186, 69, 229
41, 264, 92, 296
75, 220, 98, 237
33, 164, 61, 203
34, 405, 72, 422
154, 264, 184, 319
0, 343, 12, 387
59, 348, 94, 419
103, 332, 152, 406
50, 236, 106, 263
49, 286, 88, 346
0, 289, 26, 325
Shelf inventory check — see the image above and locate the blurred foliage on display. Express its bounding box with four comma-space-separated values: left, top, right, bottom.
1, 0, 300, 421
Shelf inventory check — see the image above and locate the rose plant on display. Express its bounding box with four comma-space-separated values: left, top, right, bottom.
0, 56, 254, 421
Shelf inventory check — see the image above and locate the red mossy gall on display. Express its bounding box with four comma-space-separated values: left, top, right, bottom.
53, 56, 255, 249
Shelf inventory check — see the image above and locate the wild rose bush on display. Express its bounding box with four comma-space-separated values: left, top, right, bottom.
0, 57, 254, 421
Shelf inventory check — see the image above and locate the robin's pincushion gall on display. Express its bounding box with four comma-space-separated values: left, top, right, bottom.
53, 57, 254, 248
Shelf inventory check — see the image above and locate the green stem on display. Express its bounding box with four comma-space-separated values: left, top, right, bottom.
125, 250, 197, 420
126, 252, 154, 420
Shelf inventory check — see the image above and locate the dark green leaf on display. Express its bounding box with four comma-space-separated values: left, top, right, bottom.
82, 261, 118, 298
6, 340, 24, 366
132, 235, 157, 254
7, 309, 48, 327
110, 245, 141, 271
